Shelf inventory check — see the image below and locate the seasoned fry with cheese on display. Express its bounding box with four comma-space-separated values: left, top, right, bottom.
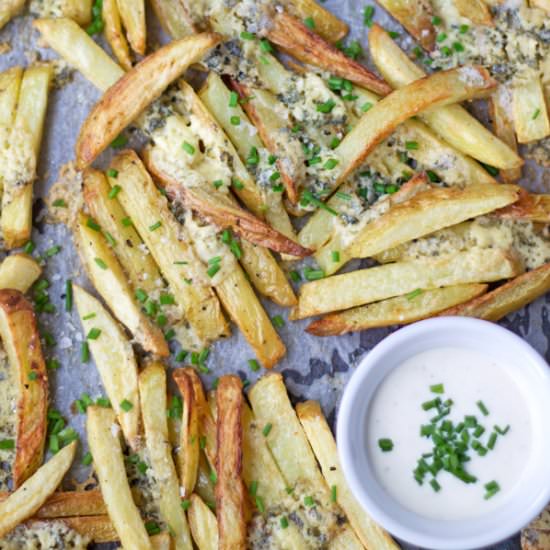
287, 0, 348, 43
0, 254, 41, 293
0, 290, 48, 488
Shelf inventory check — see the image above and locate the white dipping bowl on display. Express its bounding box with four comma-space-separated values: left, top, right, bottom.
337, 317, 550, 550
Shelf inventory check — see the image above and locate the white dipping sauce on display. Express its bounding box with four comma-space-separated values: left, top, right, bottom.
367, 347, 533, 521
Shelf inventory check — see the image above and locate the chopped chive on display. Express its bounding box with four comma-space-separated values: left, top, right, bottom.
28, 371, 38, 381
304, 17, 315, 29
46, 245, 62, 257
316, 99, 336, 113
330, 485, 337, 502
65, 279, 73, 312
301, 190, 338, 216
81, 342, 90, 362
240, 31, 255, 40
378, 438, 394, 452
121, 216, 132, 226
304, 267, 325, 281
363, 5, 374, 26
47, 359, 60, 370
182, 141, 195, 155
459, 24, 469, 34
495, 424, 510, 435
120, 399, 133, 412
104, 231, 116, 246
232, 178, 244, 190
436, 32, 447, 43
332, 250, 340, 263
247, 146, 259, 166
96, 397, 111, 407
94, 258, 107, 270
477, 401, 489, 416
387, 30, 399, 39
249, 480, 258, 496
230, 115, 241, 126
86, 218, 100, 231
430, 383, 444, 394
481, 163, 499, 177
304, 495, 315, 506
260, 38, 273, 53
422, 398, 440, 411
207, 264, 221, 278
474, 425, 485, 438
272, 315, 285, 328
87, 328, 101, 340
176, 350, 188, 362
280, 516, 289, 528
323, 158, 339, 170
181, 499, 191, 511
484, 480, 500, 499
262, 423, 272, 437
135, 288, 147, 303
145, 521, 161, 535
406, 288, 422, 300
330, 136, 341, 149
108, 185, 121, 199
430, 479, 441, 492
107, 169, 118, 179
0, 438, 15, 450
213, 179, 224, 189
361, 102, 373, 112
149, 221, 162, 231
533, 108, 541, 120
209, 469, 217, 483
229, 91, 239, 107
82, 452, 93, 466
23, 241, 35, 254
487, 432, 498, 450
160, 293, 175, 305
248, 359, 260, 372
453, 41, 464, 52
289, 270, 301, 282
268, 154, 277, 165
52, 198, 67, 208
110, 134, 128, 149
405, 141, 419, 150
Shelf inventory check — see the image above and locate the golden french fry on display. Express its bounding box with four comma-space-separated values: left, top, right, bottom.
0, 290, 48, 487
0, 254, 42, 293
0, 441, 76, 538
368, 24, 523, 170
512, 76, 550, 143
61, 0, 93, 25
287, 0, 348, 43
187, 494, 218, 550
453, 0, 493, 25
297, 401, 399, 549
87, 406, 153, 549
148, 0, 194, 38
33, 18, 124, 92
173, 370, 200, 498
74, 211, 169, 356
140, 363, 193, 550
0, 0, 25, 30
292, 248, 523, 320
103, 0, 132, 71
438, 263, 550, 321
265, 11, 391, 96
216, 375, 246, 550
375, 0, 435, 50
0, 67, 22, 128
494, 190, 550, 222
76, 32, 222, 168
116, 0, 146, 55
74, 285, 141, 449
307, 284, 488, 336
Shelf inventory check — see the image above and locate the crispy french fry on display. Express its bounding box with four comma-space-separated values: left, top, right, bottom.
0, 441, 76, 538
265, 12, 391, 96
148, 0, 194, 38
368, 24, 523, 170
115, 0, 146, 55
489, 86, 522, 182
239, 240, 297, 307
215, 265, 286, 368
0, 0, 25, 30
0, 254, 41, 292
0, 290, 48, 487
297, 401, 398, 549
76, 32, 222, 168
187, 494, 218, 550
1, 65, 52, 249
0, 67, 22, 129
287, 0, 348, 43
530, 0, 550, 12
494, 190, 550, 222
61, 0, 93, 25
453, 0, 493, 25
110, 151, 229, 344
307, 284, 488, 336
103, 0, 132, 71
215, 375, 246, 550
173, 370, 200, 498
33, 18, 124, 92
375, 0, 435, 50
74, 285, 140, 449
512, 76, 550, 143
291, 248, 523, 320
74, 211, 169, 356
333, 65, 497, 184
83, 168, 163, 294
438, 262, 550, 321
87, 406, 153, 549
336, 183, 519, 267
140, 363, 193, 550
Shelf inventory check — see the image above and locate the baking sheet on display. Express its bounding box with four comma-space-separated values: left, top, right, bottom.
1, 2, 546, 548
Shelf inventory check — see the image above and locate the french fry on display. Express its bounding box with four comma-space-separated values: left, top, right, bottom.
239, 240, 297, 307
148, 0, 194, 39
297, 401, 398, 549
83, 168, 163, 294
173, 370, 200, 498
287, 0, 348, 43
187, 494, 218, 550
86, 406, 153, 549
109, 151, 229, 344
512, 77, 550, 143
115, 0, 146, 55
0, 442, 76, 538
368, 24, 523, 170
291, 248, 523, 320
333, 183, 519, 268
521, 505, 550, 550
307, 284, 488, 336
0, 67, 22, 129
530, 0, 550, 12
333, 65, 497, 184
52, 515, 117, 543
33, 18, 125, 92
375, 0, 435, 50
438, 263, 550, 321
215, 375, 246, 550
0, 254, 41, 292
140, 363, 193, 550
1, 65, 52, 249
264, 12, 391, 96
0, 0, 25, 31
494, 191, 550, 222
489, 86, 522, 182
61, 0, 93, 26
74, 211, 169, 356
453, 0, 493, 25
0, 290, 48, 487
76, 32, 222, 168
103, 0, 132, 71
74, 285, 141, 449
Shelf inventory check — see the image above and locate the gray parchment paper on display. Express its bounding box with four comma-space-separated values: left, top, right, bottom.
0, 2, 541, 548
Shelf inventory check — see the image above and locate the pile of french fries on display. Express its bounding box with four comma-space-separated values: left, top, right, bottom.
0, 0, 549, 546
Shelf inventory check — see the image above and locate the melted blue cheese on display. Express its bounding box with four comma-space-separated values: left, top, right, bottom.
0, 345, 15, 491
0, 520, 90, 549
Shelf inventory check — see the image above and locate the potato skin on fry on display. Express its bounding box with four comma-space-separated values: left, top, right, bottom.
216, 375, 246, 550
0, 289, 48, 488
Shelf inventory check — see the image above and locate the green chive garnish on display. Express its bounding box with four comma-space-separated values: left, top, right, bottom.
378, 438, 394, 452
120, 399, 133, 412
182, 141, 195, 155
430, 384, 444, 394
262, 423, 272, 437
477, 401, 489, 416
